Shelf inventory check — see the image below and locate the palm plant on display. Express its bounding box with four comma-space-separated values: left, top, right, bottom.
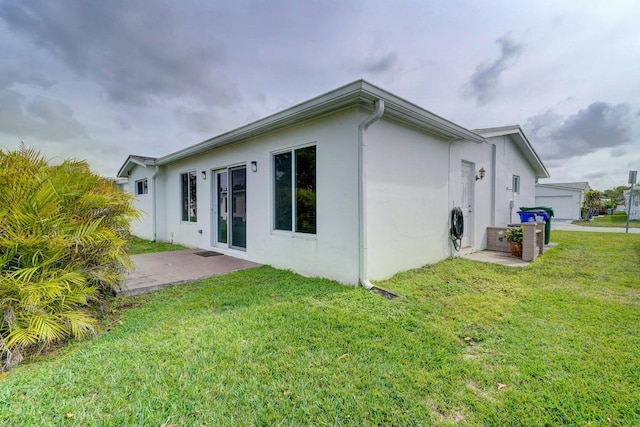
0, 146, 138, 370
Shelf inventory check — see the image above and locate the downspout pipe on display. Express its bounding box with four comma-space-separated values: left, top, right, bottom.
491, 143, 497, 226
358, 99, 385, 289
152, 165, 160, 241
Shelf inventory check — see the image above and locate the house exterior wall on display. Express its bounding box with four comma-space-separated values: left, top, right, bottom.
624, 188, 640, 220
364, 118, 453, 281
448, 137, 495, 252
486, 135, 537, 225
153, 108, 363, 284
127, 166, 155, 240
535, 186, 583, 219
124, 109, 543, 285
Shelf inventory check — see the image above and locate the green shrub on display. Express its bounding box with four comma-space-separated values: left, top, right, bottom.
505, 226, 523, 243
0, 146, 138, 370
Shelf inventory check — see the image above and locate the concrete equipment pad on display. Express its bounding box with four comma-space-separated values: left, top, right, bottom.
118, 250, 261, 296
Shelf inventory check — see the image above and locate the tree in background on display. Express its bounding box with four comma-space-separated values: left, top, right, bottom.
0, 146, 138, 370
603, 185, 631, 205
581, 189, 604, 219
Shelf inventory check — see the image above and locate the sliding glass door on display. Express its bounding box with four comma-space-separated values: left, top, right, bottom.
214, 166, 246, 250
229, 166, 246, 250
216, 171, 228, 244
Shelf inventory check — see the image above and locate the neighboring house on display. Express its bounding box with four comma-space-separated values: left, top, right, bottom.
623, 188, 640, 220
120, 155, 157, 239
114, 177, 128, 192
117, 80, 549, 285
535, 182, 590, 220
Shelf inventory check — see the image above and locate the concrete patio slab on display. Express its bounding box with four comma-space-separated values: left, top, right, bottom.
463, 243, 558, 267
117, 250, 261, 296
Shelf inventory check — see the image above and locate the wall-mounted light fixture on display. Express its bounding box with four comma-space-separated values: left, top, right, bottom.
201, 170, 207, 180
475, 167, 486, 181
251, 161, 258, 172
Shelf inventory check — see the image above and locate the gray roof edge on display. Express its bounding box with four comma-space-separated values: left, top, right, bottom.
473, 125, 521, 136
157, 80, 368, 164
516, 130, 549, 179
116, 154, 158, 178
537, 182, 590, 191
477, 125, 549, 179
155, 80, 485, 165
359, 81, 485, 143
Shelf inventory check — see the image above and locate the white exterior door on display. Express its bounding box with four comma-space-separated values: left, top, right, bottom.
461, 161, 474, 247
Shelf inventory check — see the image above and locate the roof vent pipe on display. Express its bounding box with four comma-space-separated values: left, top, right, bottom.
358, 100, 385, 289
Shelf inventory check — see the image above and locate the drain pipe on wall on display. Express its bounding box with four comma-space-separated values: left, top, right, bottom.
358, 99, 385, 290
152, 165, 160, 241
491, 143, 497, 226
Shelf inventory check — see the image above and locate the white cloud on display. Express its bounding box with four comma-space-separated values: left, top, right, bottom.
461, 35, 524, 106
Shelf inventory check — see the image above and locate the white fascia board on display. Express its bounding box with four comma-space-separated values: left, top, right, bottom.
536, 183, 587, 192
131, 158, 150, 167
481, 126, 549, 179
116, 156, 155, 178
536, 185, 582, 195
116, 158, 136, 178
512, 132, 549, 179
472, 126, 521, 138
156, 80, 485, 165
156, 81, 367, 165
358, 81, 485, 143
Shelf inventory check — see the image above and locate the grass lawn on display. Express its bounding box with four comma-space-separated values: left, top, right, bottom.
572, 211, 640, 228
128, 236, 188, 255
1, 231, 639, 425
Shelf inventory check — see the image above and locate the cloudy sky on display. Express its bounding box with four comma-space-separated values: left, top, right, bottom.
1, 0, 638, 190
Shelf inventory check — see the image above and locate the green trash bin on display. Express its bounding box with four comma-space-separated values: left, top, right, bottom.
519, 206, 554, 244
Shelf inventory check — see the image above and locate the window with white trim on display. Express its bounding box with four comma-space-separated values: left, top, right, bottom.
512, 175, 520, 194
274, 146, 316, 234
181, 171, 197, 222
135, 179, 148, 195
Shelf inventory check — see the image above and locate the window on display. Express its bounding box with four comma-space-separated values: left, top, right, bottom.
181, 171, 197, 222
512, 175, 520, 194
274, 146, 316, 234
135, 179, 148, 195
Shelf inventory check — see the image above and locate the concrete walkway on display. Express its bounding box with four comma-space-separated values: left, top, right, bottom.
464, 243, 559, 267
117, 250, 261, 296
551, 219, 640, 234
463, 250, 531, 267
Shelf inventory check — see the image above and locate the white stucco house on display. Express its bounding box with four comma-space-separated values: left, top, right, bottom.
623, 188, 640, 220
535, 182, 590, 220
117, 80, 549, 286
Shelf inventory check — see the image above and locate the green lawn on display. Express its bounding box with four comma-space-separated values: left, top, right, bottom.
1, 231, 639, 425
573, 211, 640, 228
128, 236, 188, 254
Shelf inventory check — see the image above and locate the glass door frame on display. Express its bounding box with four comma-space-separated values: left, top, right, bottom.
211, 165, 247, 251
212, 169, 229, 248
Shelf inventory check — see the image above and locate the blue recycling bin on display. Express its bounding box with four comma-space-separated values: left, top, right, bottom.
517, 211, 537, 223
519, 206, 554, 244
